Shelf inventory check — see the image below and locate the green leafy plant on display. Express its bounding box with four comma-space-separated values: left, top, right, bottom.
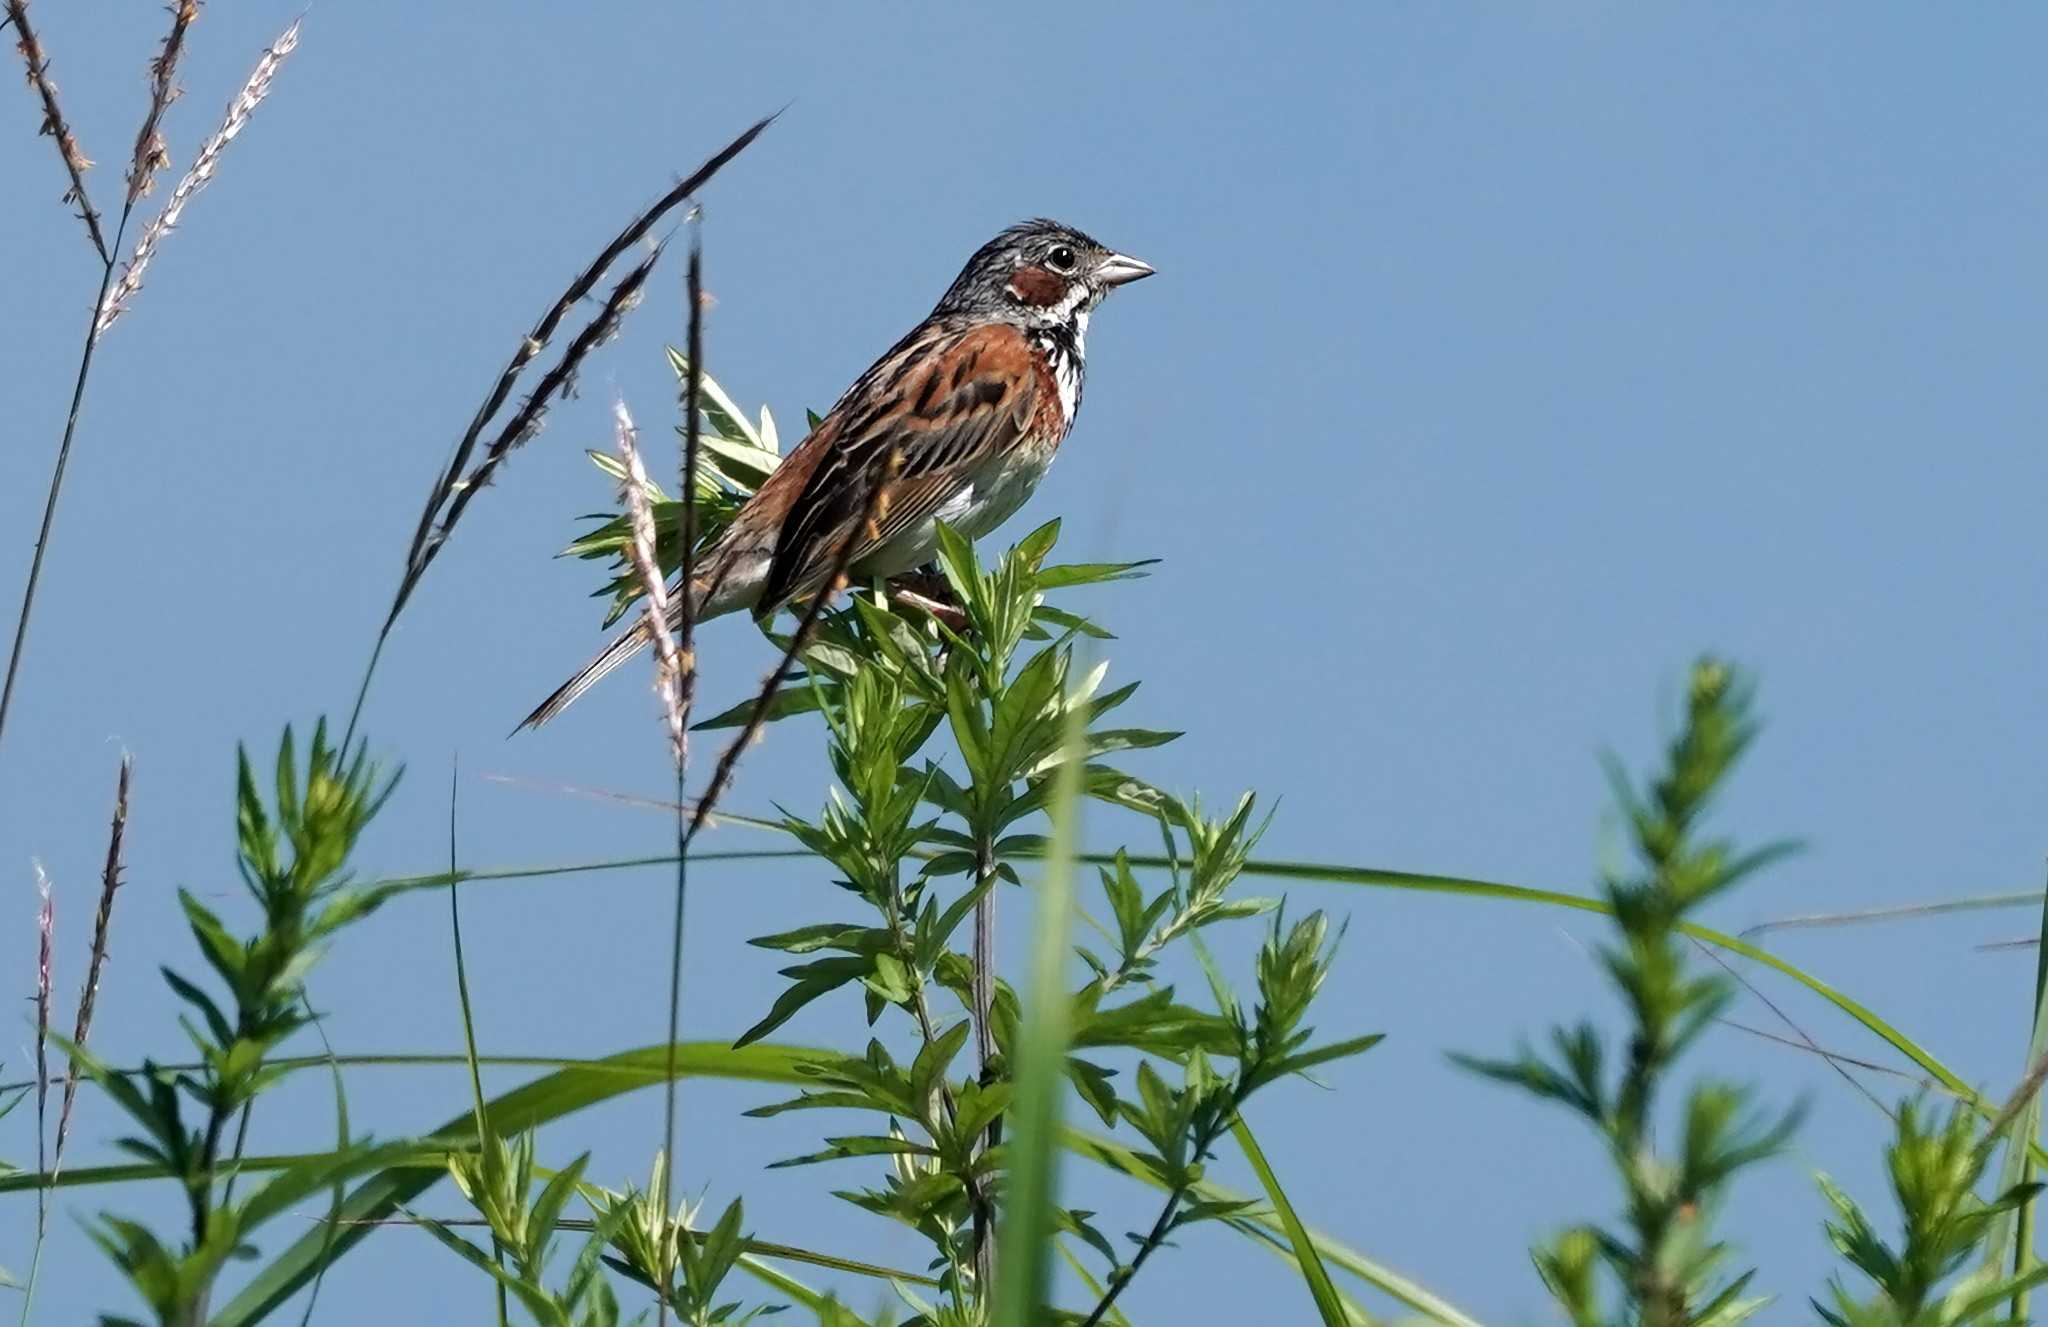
720, 502, 1375, 1322
71, 722, 403, 1325
1815, 1099, 2048, 1326
1457, 660, 1803, 1327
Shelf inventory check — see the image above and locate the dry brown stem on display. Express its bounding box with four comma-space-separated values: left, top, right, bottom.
52, 752, 132, 1178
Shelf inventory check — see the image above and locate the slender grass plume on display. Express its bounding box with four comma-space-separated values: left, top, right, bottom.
613, 398, 688, 764
53, 751, 132, 1178
30, 860, 53, 1229
96, 14, 297, 338
122, 0, 198, 209
351, 115, 774, 750
672, 239, 708, 766
5, 0, 108, 260
1, 6, 291, 773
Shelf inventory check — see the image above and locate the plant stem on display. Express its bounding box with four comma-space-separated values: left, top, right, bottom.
1077, 1182, 1181, 1327
901, 915, 981, 1305
0, 231, 124, 765
906, 987, 976, 1305
219, 1102, 254, 1205
656, 245, 706, 1327
2016, 864, 2048, 1322
1076, 1098, 1241, 1327
445, 761, 510, 1327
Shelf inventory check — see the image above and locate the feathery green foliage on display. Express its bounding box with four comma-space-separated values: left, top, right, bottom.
1457, 660, 1802, 1327
71, 722, 402, 1326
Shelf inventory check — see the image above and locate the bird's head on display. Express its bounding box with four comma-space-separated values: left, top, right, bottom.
934, 218, 1154, 331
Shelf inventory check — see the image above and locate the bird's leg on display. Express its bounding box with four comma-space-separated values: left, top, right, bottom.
884, 563, 969, 632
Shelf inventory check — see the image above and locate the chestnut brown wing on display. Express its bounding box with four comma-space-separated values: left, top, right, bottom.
758, 321, 1046, 614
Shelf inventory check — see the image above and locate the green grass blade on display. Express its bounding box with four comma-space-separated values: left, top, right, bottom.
992, 719, 1084, 1327
351, 840, 2042, 1150
1231, 1116, 1348, 1325
1221, 856, 2044, 1150
213, 1041, 825, 1325
1983, 868, 2048, 1298
298, 1004, 351, 1327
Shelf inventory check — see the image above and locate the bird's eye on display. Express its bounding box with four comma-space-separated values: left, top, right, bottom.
1045, 245, 1078, 273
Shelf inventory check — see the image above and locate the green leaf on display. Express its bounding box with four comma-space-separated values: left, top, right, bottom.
922, 873, 996, 969
1266, 1033, 1385, 1082
160, 968, 234, 1050
694, 686, 823, 731
943, 657, 992, 789
1011, 518, 1062, 573
1979, 870, 2048, 1284
1032, 605, 1113, 641
1035, 559, 1159, 589
179, 891, 248, 999
748, 923, 879, 955
910, 1020, 971, 1107
1231, 1117, 1349, 1325
667, 347, 763, 447
767, 1135, 937, 1170
735, 958, 871, 1048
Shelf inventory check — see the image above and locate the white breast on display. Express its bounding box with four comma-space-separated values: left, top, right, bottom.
864, 447, 1057, 577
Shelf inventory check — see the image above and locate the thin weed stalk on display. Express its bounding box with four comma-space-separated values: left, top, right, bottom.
1, 11, 287, 770
52, 752, 132, 1175
681, 441, 900, 849
4, 0, 109, 260
346, 116, 775, 750
21, 861, 54, 1326
95, 16, 298, 337
31, 863, 53, 1222
444, 760, 510, 1327
2017, 865, 2048, 1321
612, 383, 692, 1323
122, 1, 198, 211
646, 236, 708, 1326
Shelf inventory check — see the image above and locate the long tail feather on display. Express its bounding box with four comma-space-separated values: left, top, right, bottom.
515, 550, 761, 733
514, 614, 658, 733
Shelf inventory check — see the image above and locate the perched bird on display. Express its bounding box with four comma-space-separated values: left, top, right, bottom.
518, 218, 1154, 731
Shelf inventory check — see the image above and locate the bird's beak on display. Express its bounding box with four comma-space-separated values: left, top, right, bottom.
1097, 252, 1156, 287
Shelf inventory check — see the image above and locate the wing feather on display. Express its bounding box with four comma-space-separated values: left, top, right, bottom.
758, 322, 1044, 612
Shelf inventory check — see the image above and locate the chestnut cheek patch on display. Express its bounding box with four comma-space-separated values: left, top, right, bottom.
1006, 264, 1065, 307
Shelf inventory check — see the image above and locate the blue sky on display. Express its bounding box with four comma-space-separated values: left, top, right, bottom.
4, 4, 2045, 1323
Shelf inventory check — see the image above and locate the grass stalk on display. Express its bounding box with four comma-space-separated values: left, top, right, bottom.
444, 760, 509, 1327
3, 0, 110, 260
2, 10, 285, 769
122, 2, 199, 212
2013, 865, 2048, 1320
20, 862, 54, 1323
95, 16, 298, 337
990, 711, 1084, 1327
52, 752, 131, 1176
651, 236, 707, 1327
349, 117, 773, 749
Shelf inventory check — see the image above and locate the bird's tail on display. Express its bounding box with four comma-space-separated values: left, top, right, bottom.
515, 558, 738, 733
514, 610, 664, 733
516, 537, 771, 733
